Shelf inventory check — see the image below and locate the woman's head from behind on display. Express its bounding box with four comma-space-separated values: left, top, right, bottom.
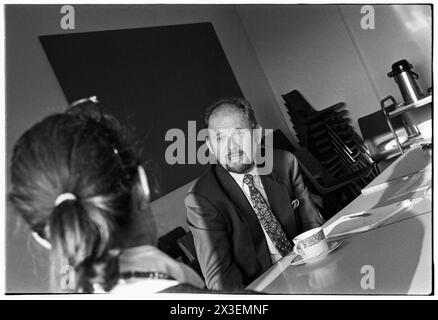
9, 99, 156, 293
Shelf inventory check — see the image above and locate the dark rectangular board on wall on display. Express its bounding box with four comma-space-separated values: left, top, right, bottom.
40, 22, 243, 200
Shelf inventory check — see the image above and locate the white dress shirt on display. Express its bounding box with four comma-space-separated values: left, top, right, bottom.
229, 166, 283, 264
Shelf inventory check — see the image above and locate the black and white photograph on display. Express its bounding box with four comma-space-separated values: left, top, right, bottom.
3, 2, 433, 299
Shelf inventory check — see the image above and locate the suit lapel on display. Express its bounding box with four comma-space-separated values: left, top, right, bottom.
259, 171, 298, 242
214, 165, 271, 271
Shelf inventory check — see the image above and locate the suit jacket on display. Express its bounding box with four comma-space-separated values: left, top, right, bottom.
185, 149, 324, 290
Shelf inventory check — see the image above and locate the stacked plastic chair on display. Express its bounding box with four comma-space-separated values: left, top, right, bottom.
281, 90, 379, 217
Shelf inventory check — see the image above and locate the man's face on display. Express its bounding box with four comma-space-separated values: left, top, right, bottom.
206, 105, 260, 174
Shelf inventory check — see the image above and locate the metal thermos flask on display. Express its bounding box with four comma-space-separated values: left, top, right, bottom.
386, 59, 423, 138
387, 59, 424, 104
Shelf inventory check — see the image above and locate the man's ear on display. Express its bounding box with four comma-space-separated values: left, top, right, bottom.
205, 135, 214, 155
253, 125, 263, 145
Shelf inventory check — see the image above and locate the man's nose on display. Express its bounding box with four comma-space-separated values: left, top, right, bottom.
229, 132, 243, 148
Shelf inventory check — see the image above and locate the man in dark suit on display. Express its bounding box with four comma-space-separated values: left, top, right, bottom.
185, 98, 324, 290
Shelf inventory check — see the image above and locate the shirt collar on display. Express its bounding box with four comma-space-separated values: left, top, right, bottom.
228, 165, 260, 189
118, 245, 205, 289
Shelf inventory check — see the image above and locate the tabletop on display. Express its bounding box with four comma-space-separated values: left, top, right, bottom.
247, 143, 432, 294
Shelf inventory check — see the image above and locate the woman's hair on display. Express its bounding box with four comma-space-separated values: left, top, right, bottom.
9, 99, 148, 293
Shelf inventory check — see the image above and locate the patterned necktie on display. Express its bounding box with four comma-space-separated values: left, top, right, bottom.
243, 174, 293, 256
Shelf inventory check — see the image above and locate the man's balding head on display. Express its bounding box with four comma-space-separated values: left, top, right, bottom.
204, 98, 261, 174
204, 98, 257, 129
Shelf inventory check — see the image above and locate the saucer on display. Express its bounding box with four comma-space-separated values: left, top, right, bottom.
290, 241, 342, 266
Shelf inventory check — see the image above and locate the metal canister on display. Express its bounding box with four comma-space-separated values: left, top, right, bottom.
387, 59, 424, 104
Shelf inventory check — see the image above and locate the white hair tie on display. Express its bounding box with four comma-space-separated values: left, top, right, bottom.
55, 193, 77, 206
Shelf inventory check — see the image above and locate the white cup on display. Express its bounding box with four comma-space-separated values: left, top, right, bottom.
293, 227, 329, 260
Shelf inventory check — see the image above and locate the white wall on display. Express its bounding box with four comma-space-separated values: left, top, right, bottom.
237, 4, 432, 137
340, 4, 432, 101
6, 4, 285, 293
